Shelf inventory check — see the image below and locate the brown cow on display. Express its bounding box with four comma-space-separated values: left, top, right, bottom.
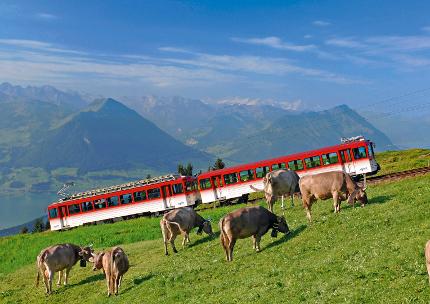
426, 240, 430, 285
92, 246, 129, 296
160, 207, 214, 255
35, 243, 93, 294
299, 171, 368, 222
219, 206, 290, 261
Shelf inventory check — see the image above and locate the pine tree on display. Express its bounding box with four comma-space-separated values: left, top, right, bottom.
212, 158, 225, 170
32, 218, 44, 233
20, 226, 29, 234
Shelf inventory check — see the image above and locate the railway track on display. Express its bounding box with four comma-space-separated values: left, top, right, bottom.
366, 166, 430, 184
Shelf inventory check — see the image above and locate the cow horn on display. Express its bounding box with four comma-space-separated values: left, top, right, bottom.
362, 186, 367, 191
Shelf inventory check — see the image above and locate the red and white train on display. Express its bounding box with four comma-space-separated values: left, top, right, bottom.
47, 136, 379, 231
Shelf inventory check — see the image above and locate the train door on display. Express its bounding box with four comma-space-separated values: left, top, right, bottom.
340, 149, 355, 174
211, 175, 224, 200
59, 206, 68, 228
161, 185, 173, 209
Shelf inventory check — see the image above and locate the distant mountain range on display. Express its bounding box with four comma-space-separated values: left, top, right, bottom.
0, 82, 398, 195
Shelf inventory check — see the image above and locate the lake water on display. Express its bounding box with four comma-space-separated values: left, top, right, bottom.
0, 192, 57, 229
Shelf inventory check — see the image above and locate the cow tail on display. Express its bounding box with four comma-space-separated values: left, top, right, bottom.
219, 217, 227, 248
35, 251, 46, 287
160, 219, 168, 243
249, 185, 264, 193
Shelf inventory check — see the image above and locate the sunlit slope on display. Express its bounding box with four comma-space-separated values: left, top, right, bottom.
1, 175, 429, 303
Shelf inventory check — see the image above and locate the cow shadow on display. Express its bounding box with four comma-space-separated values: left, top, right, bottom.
368, 195, 392, 205
121, 273, 155, 294
264, 224, 307, 251
71, 273, 105, 287
188, 231, 220, 248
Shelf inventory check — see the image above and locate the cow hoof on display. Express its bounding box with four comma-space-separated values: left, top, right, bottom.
165, 252, 169, 256
173, 249, 178, 253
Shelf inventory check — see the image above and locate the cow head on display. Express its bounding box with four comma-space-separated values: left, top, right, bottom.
91, 252, 105, 271
202, 220, 214, 237
273, 216, 290, 235
355, 186, 368, 207
78, 246, 94, 265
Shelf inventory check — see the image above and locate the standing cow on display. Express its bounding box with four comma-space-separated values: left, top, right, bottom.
425, 240, 430, 285
299, 171, 368, 222
219, 206, 290, 261
35, 243, 93, 294
160, 207, 214, 255
251, 169, 300, 212
92, 246, 129, 296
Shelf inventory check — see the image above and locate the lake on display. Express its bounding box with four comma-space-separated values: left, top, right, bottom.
0, 192, 57, 229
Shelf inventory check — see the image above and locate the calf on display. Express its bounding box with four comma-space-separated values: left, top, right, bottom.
219, 206, 290, 261
160, 207, 214, 255
426, 240, 430, 285
299, 171, 368, 222
92, 246, 129, 296
35, 243, 93, 294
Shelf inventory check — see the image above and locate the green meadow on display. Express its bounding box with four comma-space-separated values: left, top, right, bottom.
1, 173, 429, 303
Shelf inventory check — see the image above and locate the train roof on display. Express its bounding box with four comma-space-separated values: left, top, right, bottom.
53, 173, 187, 204
199, 136, 372, 178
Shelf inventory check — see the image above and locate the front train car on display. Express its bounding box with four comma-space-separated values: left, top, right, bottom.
47, 174, 201, 231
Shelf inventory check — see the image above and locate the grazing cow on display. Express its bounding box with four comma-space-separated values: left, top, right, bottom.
299, 171, 368, 222
251, 169, 300, 212
160, 207, 214, 255
92, 246, 129, 296
426, 240, 430, 285
219, 206, 290, 261
35, 243, 93, 294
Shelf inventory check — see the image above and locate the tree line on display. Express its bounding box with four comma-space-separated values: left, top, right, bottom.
177, 158, 225, 176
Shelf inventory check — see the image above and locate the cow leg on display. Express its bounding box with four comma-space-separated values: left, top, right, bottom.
426, 260, 430, 285
118, 275, 123, 290
105, 272, 111, 296
251, 235, 256, 250
47, 270, 54, 294
42, 269, 50, 294
161, 221, 169, 255
169, 234, 178, 253
57, 270, 62, 286
228, 238, 236, 262
291, 193, 294, 207
281, 195, 284, 210
333, 192, 339, 213
255, 234, 262, 252
220, 233, 229, 261
64, 267, 71, 285
303, 196, 313, 222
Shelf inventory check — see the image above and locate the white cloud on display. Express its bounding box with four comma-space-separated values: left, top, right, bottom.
231, 36, 316, 52
36, 13, 58, 20
313, 20, 331, 27
326, 37, 367, 49
0, 39, 86, 55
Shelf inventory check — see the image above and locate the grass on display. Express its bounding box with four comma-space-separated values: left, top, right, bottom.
1, 174, 430, 303
375, 148, 430, 176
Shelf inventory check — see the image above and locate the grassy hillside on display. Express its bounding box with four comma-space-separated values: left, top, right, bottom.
1, 174, 430, 303
375, 148, 430, 176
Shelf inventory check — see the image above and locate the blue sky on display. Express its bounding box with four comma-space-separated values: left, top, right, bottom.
1, 0, 430, 110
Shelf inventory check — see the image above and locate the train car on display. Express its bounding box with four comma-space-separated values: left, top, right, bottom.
197, 136, 379, 204
47, 174, 200, 231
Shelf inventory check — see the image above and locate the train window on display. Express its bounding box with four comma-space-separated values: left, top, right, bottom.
81, 201, 93, 212
199, 178, 212, 190
94, 198, 107, 209
172, 183, 184, 194
48, 208, 58, 219
120, 194, 132, 204
272, 163, 287, 170
133, 190, 147, 202
68, 204, 81, 215
185, 180, 198, 192
239, 169, 255, 182
353, 147, 367, 159
322, 152, 339, 165
147, 188, 161, 199
368, 144, 374, 158
288, 160, 304, 171
304, 156, 321, 168
107, 196, 119, 207
256, 166, 270, 178
224, 173, 238, 185
340, 149, 351, 162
